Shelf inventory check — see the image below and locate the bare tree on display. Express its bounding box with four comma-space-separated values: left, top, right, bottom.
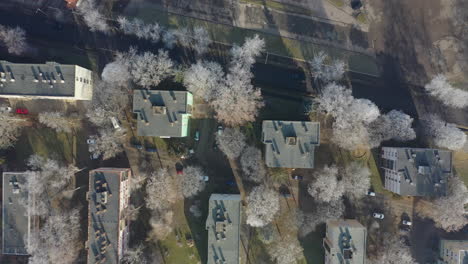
180, 165, 207, 198
145, 168, 178, 211
215, 127, 247, 159
0, 113, 24, 149
122, 244, 147, 264
38, 112, 73, 133
189, 200, 202, 218
76, 0, 110, 33
424, 74, 468, 108
0, 25, 28, 55
89, 128, 126, 160
307, 165, 344, 203
149, 210, 173, 240
419, 175, 468, 232
27, 209, 81, 264
210, 66, 264, 126
342, 162, 371, 200
240, 146, 266, 183
131, 50, 174, 88
424, 114, 467, 151
309, 51, 346, 82
192, 26, 212, 55
268, 235, 304, 264
368, 235, 417, 264
246, 185, 280, 227
117, 17, 161, 43
368, 110, 416, 148
297, 200, 344, 237
183, 61, 223, 101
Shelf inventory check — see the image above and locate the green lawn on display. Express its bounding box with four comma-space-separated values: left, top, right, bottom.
240, 0, 314, 16
299, 230, 325, 263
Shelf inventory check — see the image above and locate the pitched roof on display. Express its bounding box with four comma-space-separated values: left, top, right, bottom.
206, 194, 241, 264
262, 120, 320, 168
324, 219, 367, 264
2, 172, 31, 255
381, 147, 452, 196
132, 90, 192, 137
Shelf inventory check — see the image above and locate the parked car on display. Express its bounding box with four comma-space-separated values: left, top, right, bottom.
132, 144, 143, 150
90, 153, 100, 160
15, 108, 28, 114
292, 175, 303, 180
372, 213, 385, 219
0, 106, 12, 113
176, 167, 183, 175
146, 147, 158, 153
281, 192, 292, 198
200, 176, 209, 182
194, 130, 200, 141
217, 125, 223, 135
226, 180, 236, 186
367, 191, 376, 197
110, 117, 122, 131
87, 138, 96, 144
402, 220, 412, 226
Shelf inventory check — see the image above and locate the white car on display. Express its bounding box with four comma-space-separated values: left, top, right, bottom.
0, 106, 12, 113
90, 153, 100, 160
402, 220, 412, 226
87, 138, 96, 144
373, 213, 384, 219
367, 191, 376, 197
110, 117, 122, 131
201, 176, 209, 182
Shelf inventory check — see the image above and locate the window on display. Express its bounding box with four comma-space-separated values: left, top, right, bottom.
80, 77, 82, 82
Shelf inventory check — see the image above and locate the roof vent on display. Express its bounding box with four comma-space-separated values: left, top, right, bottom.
152, 106, 166, 115
418, 166, 430, 175
286, 136, 297, 145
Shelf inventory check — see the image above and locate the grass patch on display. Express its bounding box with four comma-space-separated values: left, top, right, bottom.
356, 13, 368, 24
240, 0, 313, 16
453, 151, 468, 187
299, 229, 325, 263
327, 0, 344, 7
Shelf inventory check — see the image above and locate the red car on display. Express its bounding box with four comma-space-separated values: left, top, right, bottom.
15, 108, 28, 114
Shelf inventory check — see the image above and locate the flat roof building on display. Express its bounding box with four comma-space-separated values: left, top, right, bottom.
86, 168, 131, 264
438, 240, 468, 264
2, 172, 31, 255
380, 147, 452, 197
323, 219, 367, 264
133, 90, 193, 138
0, 60, 93, 100
261, 120, 320, 168
206, 194, 241, 264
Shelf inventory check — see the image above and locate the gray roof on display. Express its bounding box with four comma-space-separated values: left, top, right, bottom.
2, 172, 31, 255
206, 194, 241, 264
262, 120, 320, 168
324, 219, 367, 264
438, 240, 468, 264
0, 60, 82, 98
381, 147, 452, 197
133, 90, 192, 137
87, 168, 131, 264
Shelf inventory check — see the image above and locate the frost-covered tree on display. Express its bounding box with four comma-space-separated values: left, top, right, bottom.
215, 127, 247, 159
307, 165, 344, 203
268, 236, 304, 264
0, 25, 28, 55
368, 235, 417, 264
101, 61, 131, 86
240, 146, 266, 183
246, 185, 280, 227
183, 61, 223, 101
211, 66, 263, 126
173, 27, 193, 48
145, 168, 178, 211
27, 210, 81, 264
122, 244, 147, 264
297, 200, 344, 237
89, 128, 126, 160
38, 112, 73, 133
0, 113, 24, 149
131, 50, 174, 88
162, 30, 177, 49
149, 210, 173, 240
117, 17, 161, 43
419, 175, 468, 232
76, 0, 110, 33
309, 51, 346, 82
368, 110, 416, 148
230, 34, 265, 67
424, 114, 467, 151
424, 74, 468, 108
87, 79, 129, 127
192, 26, 211, 55
180, 166, 207, 198
342, 162, 371, 200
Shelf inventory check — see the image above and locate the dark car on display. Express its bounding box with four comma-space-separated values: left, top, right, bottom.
226, 180, 236, 186
176, 167, 183, 175
16, 108, 28, 114
132, 144, 143, 150
292, 175, 303, 180
146, 147, 158, 153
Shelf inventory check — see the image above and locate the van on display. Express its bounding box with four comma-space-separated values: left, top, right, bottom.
110, 117, 122, 131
